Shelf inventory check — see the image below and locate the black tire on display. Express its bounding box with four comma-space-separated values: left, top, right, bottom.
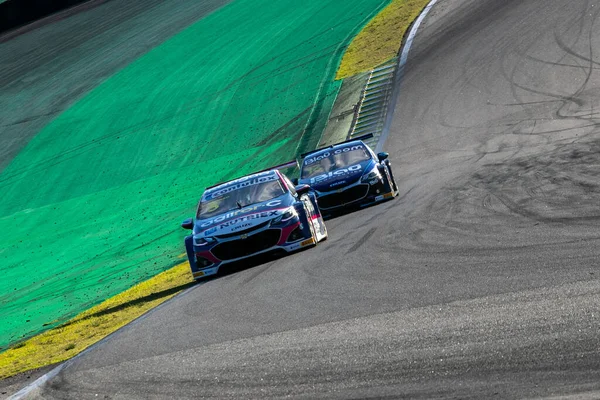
318, 215, 328, 240
386, 161, 398, 193
302, 199, 317, 242
303, 202, 317, 243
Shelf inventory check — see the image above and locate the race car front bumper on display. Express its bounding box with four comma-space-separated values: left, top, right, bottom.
316, 179, 394, 213
189, 221, 315, 280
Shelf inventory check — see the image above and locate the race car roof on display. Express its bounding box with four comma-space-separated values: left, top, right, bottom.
204, 170, 279, 195
204, 160, 297, 193
300, 133, 374, 159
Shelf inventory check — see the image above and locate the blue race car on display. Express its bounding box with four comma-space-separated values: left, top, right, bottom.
181, 163, 327, 280
297, 134, 398, 215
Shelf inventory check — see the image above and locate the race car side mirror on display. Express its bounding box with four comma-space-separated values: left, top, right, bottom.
181, 218, 194, 230
295, 184, 311, 196
291, 178, 298, 185
377, 152, 389, 162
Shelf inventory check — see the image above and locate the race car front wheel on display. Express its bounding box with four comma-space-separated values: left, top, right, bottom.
386, 162, 398, 193
303, 203, 318, 244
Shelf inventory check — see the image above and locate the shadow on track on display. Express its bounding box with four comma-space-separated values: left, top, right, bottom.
58, 281, 197, 329
321, 196, 397, 221
213, 246, 317, 279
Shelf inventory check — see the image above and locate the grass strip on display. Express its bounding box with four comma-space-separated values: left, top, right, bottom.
336, 0, 432, 79
0, 261, 193, 380
0, 0, 387, 349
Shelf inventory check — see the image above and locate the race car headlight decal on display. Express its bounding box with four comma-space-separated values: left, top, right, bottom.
272, 207, 297, 224
361, 169, 382, 184
194, 235, 215, 246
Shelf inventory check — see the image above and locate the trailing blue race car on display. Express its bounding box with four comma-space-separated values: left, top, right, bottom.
297, 134, 398, 215
181, 163, 327, 280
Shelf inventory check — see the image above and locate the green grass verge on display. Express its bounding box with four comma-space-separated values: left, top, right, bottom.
0, 0, 389, 353
337, 0, 432, 79
0, 0, 416, 381
0, 260, 193, 380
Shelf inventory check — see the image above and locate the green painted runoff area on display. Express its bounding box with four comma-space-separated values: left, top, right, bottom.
0, 0, 389, 349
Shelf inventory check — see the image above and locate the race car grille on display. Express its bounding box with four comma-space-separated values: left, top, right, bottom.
286, 226, 305, 243
215, 221, 270, 239
211, 229, 281, 261
317, 184, 369, 209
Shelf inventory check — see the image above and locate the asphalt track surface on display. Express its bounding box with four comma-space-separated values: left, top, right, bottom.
16, 0, 600, 398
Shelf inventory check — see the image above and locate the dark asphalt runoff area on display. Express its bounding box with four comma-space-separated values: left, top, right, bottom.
14, 0, 600, 398
0, 0, 232, 173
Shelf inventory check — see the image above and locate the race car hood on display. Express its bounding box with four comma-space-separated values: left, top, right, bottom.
194, 195, 294, 237
300, 159, 375, 192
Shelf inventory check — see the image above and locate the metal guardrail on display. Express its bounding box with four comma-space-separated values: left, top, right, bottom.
347, 57, 398, 148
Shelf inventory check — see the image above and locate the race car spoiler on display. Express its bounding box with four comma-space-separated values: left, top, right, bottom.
205, 160, 299, 190
299, 133, 374, 159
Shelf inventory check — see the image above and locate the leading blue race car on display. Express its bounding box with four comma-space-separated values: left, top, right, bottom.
297, 134, 398, 216
181, 164, 328, 280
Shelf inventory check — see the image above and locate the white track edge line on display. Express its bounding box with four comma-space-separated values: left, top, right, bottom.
8, 1, 440, 397
8, 284, 200, 400
375, 0, 440, 153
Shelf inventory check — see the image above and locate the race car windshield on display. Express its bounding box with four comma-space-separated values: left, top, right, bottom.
197, 180, 285, 219
301, 147, 371, 179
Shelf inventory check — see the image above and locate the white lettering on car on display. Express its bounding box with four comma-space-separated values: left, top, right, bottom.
309, 164, 362, 184
231, 223, 253, 231
204, 210, 283, 232
204, 172, 278, 201
200, 199, 283, 228
303, 145, 365, 166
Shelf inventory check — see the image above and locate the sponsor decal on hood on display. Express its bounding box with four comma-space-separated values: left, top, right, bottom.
309, 164, 362, 184
199, 199, 282, 228
195, 199, 292, 236
330, 180, 346, 187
